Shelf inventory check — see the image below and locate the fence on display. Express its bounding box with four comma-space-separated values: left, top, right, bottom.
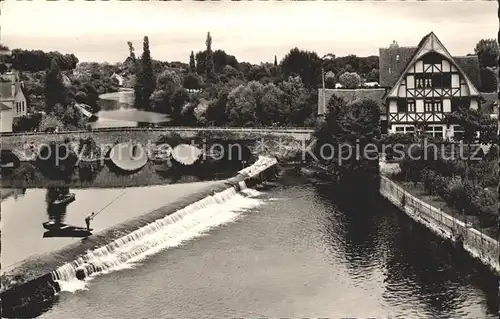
379, 176, 500, 273
0, 126, 314, 138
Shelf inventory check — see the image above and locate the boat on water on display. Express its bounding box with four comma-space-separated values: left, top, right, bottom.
42, 221, 67, 230
43, 221, 90, 231
52, 193, 76, 205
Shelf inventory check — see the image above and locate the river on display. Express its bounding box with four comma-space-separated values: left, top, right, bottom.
90, 90, 170, 129
22, 174, 496, 318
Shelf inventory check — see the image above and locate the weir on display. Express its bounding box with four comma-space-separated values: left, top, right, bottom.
0, 156, 278, 318
52, 182, 257, 284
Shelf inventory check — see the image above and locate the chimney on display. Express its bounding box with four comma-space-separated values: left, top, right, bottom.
389, 40, 399, 48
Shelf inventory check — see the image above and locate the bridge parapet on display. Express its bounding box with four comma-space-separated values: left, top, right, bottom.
1, 127, 313, 161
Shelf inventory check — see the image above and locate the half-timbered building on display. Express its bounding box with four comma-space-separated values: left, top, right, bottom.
380, 32, 486, 139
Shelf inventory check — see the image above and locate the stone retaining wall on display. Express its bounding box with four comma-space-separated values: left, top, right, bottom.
379, 176, 499, 274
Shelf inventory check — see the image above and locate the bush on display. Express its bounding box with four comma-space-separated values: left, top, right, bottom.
338, 72, 361, 89
421, 169, 436, 194
469, 187, 497, 227
431, 174, 449, 200
443, 176, 465, 207
12, 113, 42, 132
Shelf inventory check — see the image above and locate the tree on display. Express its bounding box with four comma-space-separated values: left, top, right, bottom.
274, 55, 278, 67
314, 97, 381, 194
134, 36, 155, 109
151, 70, 182, 113
44, 59, 67, 113
279, 76, 311, 125
366, 69, 380, 83
280, 48, 322, 88
260, 83, 285, 125
205, 32, 217, 83
226, 83, 260, 126
338, 72, 361, 89
474, 39, 499, 68
189, 51, 196, 73
183, 73, 202, 90
480, 67, 498, 92
213, 49, 239, 73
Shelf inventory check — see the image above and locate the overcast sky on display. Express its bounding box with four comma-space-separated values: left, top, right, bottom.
1, 1, 497, 64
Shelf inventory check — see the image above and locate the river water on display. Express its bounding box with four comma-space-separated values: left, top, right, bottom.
34, 175, 497, 318
90, 90, 170, 129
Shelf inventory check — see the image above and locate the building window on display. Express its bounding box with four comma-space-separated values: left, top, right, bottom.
416, 78, 423, 88
407, 99, 416, 112
431, 73, 452, 88
425, 78, 432, 88
396, 55, 400, 61
388, 67, 392, 74
397, 99, 407, 112
424, 99, 443, 112
394, 125, 415, 135
422, 52, 442, 65
425, 125, 444, 138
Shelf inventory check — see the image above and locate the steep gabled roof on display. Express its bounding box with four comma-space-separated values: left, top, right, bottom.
379, 33, 482, 95
383, 32, 481, 99
318, 88, 386, 115
454, 56, 481, 90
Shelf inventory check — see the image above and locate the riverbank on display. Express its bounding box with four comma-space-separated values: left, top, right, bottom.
0, 156, 278, 317
379, 176, 500, 274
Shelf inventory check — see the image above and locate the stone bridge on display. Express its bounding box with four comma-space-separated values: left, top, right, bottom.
0, 127, 314, 162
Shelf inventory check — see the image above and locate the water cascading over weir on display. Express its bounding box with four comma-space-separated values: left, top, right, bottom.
52, 182, 257, 283
0, 156, 278, 318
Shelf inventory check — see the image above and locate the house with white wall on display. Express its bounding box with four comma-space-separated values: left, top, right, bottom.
0, 102, 13, 132
379, 32, 487, 139
0, 81, 27, 118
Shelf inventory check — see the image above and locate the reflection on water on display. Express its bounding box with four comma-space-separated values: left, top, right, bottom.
46, 188, 70, 224
92, 91, 170, 128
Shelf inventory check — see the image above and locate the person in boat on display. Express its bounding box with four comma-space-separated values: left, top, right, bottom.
85, 212, 95, 231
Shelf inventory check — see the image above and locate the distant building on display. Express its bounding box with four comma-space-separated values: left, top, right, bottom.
0, 102, 13, 132
111, 73, 125, 87
0, 81, 27, 118
379, 32, 487, 138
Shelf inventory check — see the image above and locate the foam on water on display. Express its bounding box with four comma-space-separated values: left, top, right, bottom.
52, 181, 263, 293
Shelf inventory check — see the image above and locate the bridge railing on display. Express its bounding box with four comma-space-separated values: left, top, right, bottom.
0, 126, 314, 137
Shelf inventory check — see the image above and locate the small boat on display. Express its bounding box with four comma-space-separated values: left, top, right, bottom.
52, 193, 76, 205
42, 221, 67, 230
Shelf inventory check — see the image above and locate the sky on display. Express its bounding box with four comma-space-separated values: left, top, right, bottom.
1, 1, 497, 64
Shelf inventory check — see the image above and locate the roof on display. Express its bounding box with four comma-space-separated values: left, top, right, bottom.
379, 46, 416, 88
318, 88, 386, 115
379, 33, 482, 90
454, 56, 481, 90
0, 81, 23, 100
0, 102, 12, 111
480, 92, 498, 114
